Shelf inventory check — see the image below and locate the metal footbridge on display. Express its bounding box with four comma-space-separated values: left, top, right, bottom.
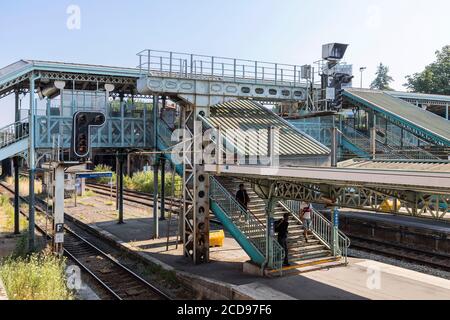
0, 51, 449, 274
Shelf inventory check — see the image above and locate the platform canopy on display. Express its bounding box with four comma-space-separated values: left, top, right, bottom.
207, 100, 330, 157
0, 59, 142, 99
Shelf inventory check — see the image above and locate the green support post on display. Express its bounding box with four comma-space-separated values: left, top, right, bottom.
331, 206, 340, 257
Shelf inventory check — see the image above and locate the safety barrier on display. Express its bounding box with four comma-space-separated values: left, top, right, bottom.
137, 49, 306, 88
0, 119, 29, 149
209, 176, 284, 272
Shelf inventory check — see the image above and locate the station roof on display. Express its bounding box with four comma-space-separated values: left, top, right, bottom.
206, 163, 450, 192
0, 59, 142, 98
0, 59, 141, 81
207, 100, 330, 156
338, 159, 450, 173
387, 91, 450, 104
343, 88, 450, 146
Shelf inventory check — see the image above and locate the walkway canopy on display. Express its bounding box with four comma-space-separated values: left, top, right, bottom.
343, 88, 450, 147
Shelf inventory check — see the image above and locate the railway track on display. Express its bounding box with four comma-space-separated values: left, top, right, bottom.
349, 236, 450, 272
86, 183, 224, 224
0, 182, 172, 300
86, 183, 185, 213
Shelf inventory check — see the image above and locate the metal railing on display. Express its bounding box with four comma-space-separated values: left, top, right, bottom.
281, 200, 350, 264
342, 119, 439, 160
0, 119, 29, 149
137, 49, 306, 87
209, 176, 284, 271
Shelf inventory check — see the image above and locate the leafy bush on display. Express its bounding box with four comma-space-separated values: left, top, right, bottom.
93, 164, 116, 184
130, 171, 182, 196
93, 164, 182, 196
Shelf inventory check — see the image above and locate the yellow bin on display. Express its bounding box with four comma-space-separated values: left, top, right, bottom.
380, 199, 401, 212
210, 230, 225, 247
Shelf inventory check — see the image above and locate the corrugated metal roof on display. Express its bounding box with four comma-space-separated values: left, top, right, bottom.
0, 59, 141, 88
344, 88, 450, 145
387, 91, 450, 103
338, 159, 450, 173
208, 100, 330, 156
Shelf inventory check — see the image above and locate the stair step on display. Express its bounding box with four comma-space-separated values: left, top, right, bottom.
289, 250, 332, 262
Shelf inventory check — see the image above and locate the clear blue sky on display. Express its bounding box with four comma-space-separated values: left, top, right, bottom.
0, 0, 449, 125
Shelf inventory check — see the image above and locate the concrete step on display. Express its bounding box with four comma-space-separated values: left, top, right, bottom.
288, 249, 331, 262
288, 245, 329, 255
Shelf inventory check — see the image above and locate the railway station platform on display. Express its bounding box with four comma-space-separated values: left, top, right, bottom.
62, 193, 450, 300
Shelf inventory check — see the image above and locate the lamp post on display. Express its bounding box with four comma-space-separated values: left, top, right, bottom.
359, 67, 367, 88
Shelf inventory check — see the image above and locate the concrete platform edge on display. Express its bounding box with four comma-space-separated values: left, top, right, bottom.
65, 214, 264, 300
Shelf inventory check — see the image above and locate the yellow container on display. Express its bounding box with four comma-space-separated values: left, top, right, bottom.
380, 199, 401, 212
210, 230, 225, 247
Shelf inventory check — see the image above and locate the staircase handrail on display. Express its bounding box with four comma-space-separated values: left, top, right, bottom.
209, 176, 285, 271
0, 118, 29, 148
281, 200, 350, 264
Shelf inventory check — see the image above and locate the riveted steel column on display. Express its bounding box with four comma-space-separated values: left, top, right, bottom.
28, 75, 36, 251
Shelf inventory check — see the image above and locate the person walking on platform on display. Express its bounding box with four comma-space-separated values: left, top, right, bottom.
275, 212, 290, 267
236, 184, 250, 210
300, 203, 313, 243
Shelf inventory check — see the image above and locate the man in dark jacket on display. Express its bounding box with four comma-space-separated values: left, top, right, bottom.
275, 212, 290, 266
236, 184, 250, 210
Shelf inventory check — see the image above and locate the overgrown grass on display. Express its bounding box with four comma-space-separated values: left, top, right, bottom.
0, 249, 74, 300
0, 194, 27, 233
5, 176, 42, 196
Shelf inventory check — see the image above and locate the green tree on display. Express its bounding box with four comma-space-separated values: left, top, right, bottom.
404, 45, 450, 95
370, 63, 394, 91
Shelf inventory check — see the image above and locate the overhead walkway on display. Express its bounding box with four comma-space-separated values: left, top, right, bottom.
343, 89, 450, 148
387, 91, 450, 120
0, 120, 29, 162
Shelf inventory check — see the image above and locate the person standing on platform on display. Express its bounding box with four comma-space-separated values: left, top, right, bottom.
275, 212, 290, 267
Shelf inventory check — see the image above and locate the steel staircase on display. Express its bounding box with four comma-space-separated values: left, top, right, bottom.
341, 122, 439, 160
0, 119, 29, 162
216, 176, 338, 264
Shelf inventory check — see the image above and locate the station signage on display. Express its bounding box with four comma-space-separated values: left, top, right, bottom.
76, 172, 113, 179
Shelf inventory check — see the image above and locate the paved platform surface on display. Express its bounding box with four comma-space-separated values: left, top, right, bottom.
64, 194, 450, 300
